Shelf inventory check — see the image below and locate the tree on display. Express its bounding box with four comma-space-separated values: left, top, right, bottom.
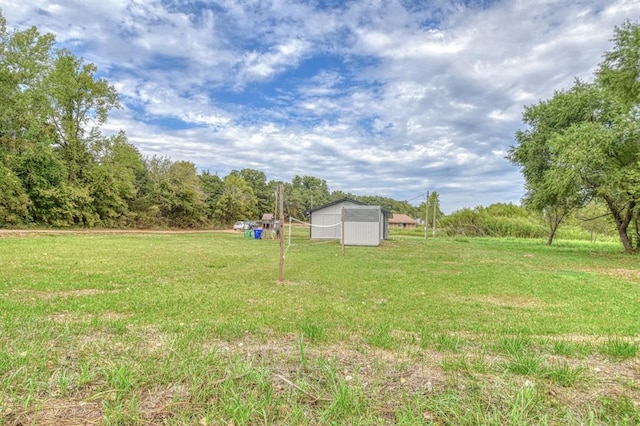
215, 173, 257, 225
0, 162, 30, 225
576, 201, 613, 242
598, 20, 640, 108
509, 21, 640, 252
86, 131, 145, 226
509, 82, 596, 245
291, 175, 330, 213
200, 171, 224, 223
283, 182, 305, 220
358, 195, 417, 217
45, 50, 120, 183
1, 12, 127, 228
0, 13, 55, 143
237, 168, 273, 215
145, 158, 207, 228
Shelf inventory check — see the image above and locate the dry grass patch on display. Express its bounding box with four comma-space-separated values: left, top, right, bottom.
12, 288, 119, 301
598, 268, 640, 282
478, 294, 548, 308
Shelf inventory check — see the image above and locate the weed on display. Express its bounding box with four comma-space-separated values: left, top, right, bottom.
596, 395, 640, 424
103, 365, 135, 401
497, 335, 531, 355
301, 322, 325, 342
600, 337, 639, 359
544, 361, 586, 387
505, 352, 543, 376
367, 322, 394, 349
441, 353, 488, 375
434, 333, 463, 352
551, 339, 592, 357
296, 336, 307, 367
319, 359, 366, 422
419, 326, 432, 348
506, 385, 544, 424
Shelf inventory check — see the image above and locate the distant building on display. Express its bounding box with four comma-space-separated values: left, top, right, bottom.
388, 213, 417, 229
307, 198, 389, 246
261, 213, 281, 234
262, 213, 275, 229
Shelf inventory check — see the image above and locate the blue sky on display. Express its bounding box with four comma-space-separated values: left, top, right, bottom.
2, 0, 639, 212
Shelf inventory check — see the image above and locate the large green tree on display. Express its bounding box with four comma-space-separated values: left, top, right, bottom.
46, 50, 120, 183
200, 171, 224, 223
509, 21, 640, 252
237, 168, 273, 215
0, 13, 55, 142
0, 11, 129, 227
87, 131, 146, 226
291, 175, 330, 213
145, 157, 207, 228
215, 173, 257, 225
509, 81, 596, 245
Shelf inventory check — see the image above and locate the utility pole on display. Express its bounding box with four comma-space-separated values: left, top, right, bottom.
278, 184, 285, 283
432, 193, 437, 237
424, 191, 429, 240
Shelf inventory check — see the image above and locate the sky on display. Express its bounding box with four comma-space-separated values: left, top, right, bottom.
2, 0, 639, 213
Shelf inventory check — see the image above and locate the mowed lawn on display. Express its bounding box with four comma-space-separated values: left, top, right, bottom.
0, 229, 639, 425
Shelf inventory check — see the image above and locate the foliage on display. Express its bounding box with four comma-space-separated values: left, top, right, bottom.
200, 171, 224, 223
357, 194, 418, 217
215, 172, 257, 225
237, 168, 273, 215
575, 201, 615, 242
417, 191, 444, 227
440, 203, 547, 238
509, 21, 640, 252
0, 161, 29, 225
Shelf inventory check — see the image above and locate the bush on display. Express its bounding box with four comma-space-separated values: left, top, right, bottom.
440, 205, 546, 238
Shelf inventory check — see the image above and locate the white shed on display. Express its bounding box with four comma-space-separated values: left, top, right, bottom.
307, 198, 389, 246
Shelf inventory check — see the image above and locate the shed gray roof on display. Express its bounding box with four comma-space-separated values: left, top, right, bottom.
306, 198, 391, 216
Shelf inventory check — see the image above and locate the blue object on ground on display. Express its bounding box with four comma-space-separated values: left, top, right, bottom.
253, 228, 263, 239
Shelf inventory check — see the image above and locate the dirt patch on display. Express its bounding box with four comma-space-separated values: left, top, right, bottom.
205, 333, 449, 396
48, 311, 131, 323
0, 228, 230, 238
2, 384, 192, 426
14, 288, 118, 301
137, 384, 191, 423
598, 268, 640, 282
2, 400, 103, 426
459, 294, 548, 309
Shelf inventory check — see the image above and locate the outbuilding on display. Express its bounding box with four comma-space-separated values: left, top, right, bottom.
388, 213, 417, 229
261, 213, 275, 229
307, 198, 389, 246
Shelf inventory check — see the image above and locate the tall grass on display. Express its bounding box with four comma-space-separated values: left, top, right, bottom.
0, 230, 638, 424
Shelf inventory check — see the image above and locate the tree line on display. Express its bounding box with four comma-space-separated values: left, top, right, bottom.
0, 12, 422, 229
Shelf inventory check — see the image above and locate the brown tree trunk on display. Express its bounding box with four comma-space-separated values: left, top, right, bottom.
545, 208, 564, 246
604, 195, 634, 253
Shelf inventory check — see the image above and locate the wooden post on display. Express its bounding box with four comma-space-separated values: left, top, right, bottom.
278, 184, 285, 283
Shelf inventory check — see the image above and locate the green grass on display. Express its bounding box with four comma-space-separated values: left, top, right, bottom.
600, 337, 639, 359
0, 229, 639, 424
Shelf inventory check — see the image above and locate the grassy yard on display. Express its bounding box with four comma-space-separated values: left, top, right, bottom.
0, 229, 639, 425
